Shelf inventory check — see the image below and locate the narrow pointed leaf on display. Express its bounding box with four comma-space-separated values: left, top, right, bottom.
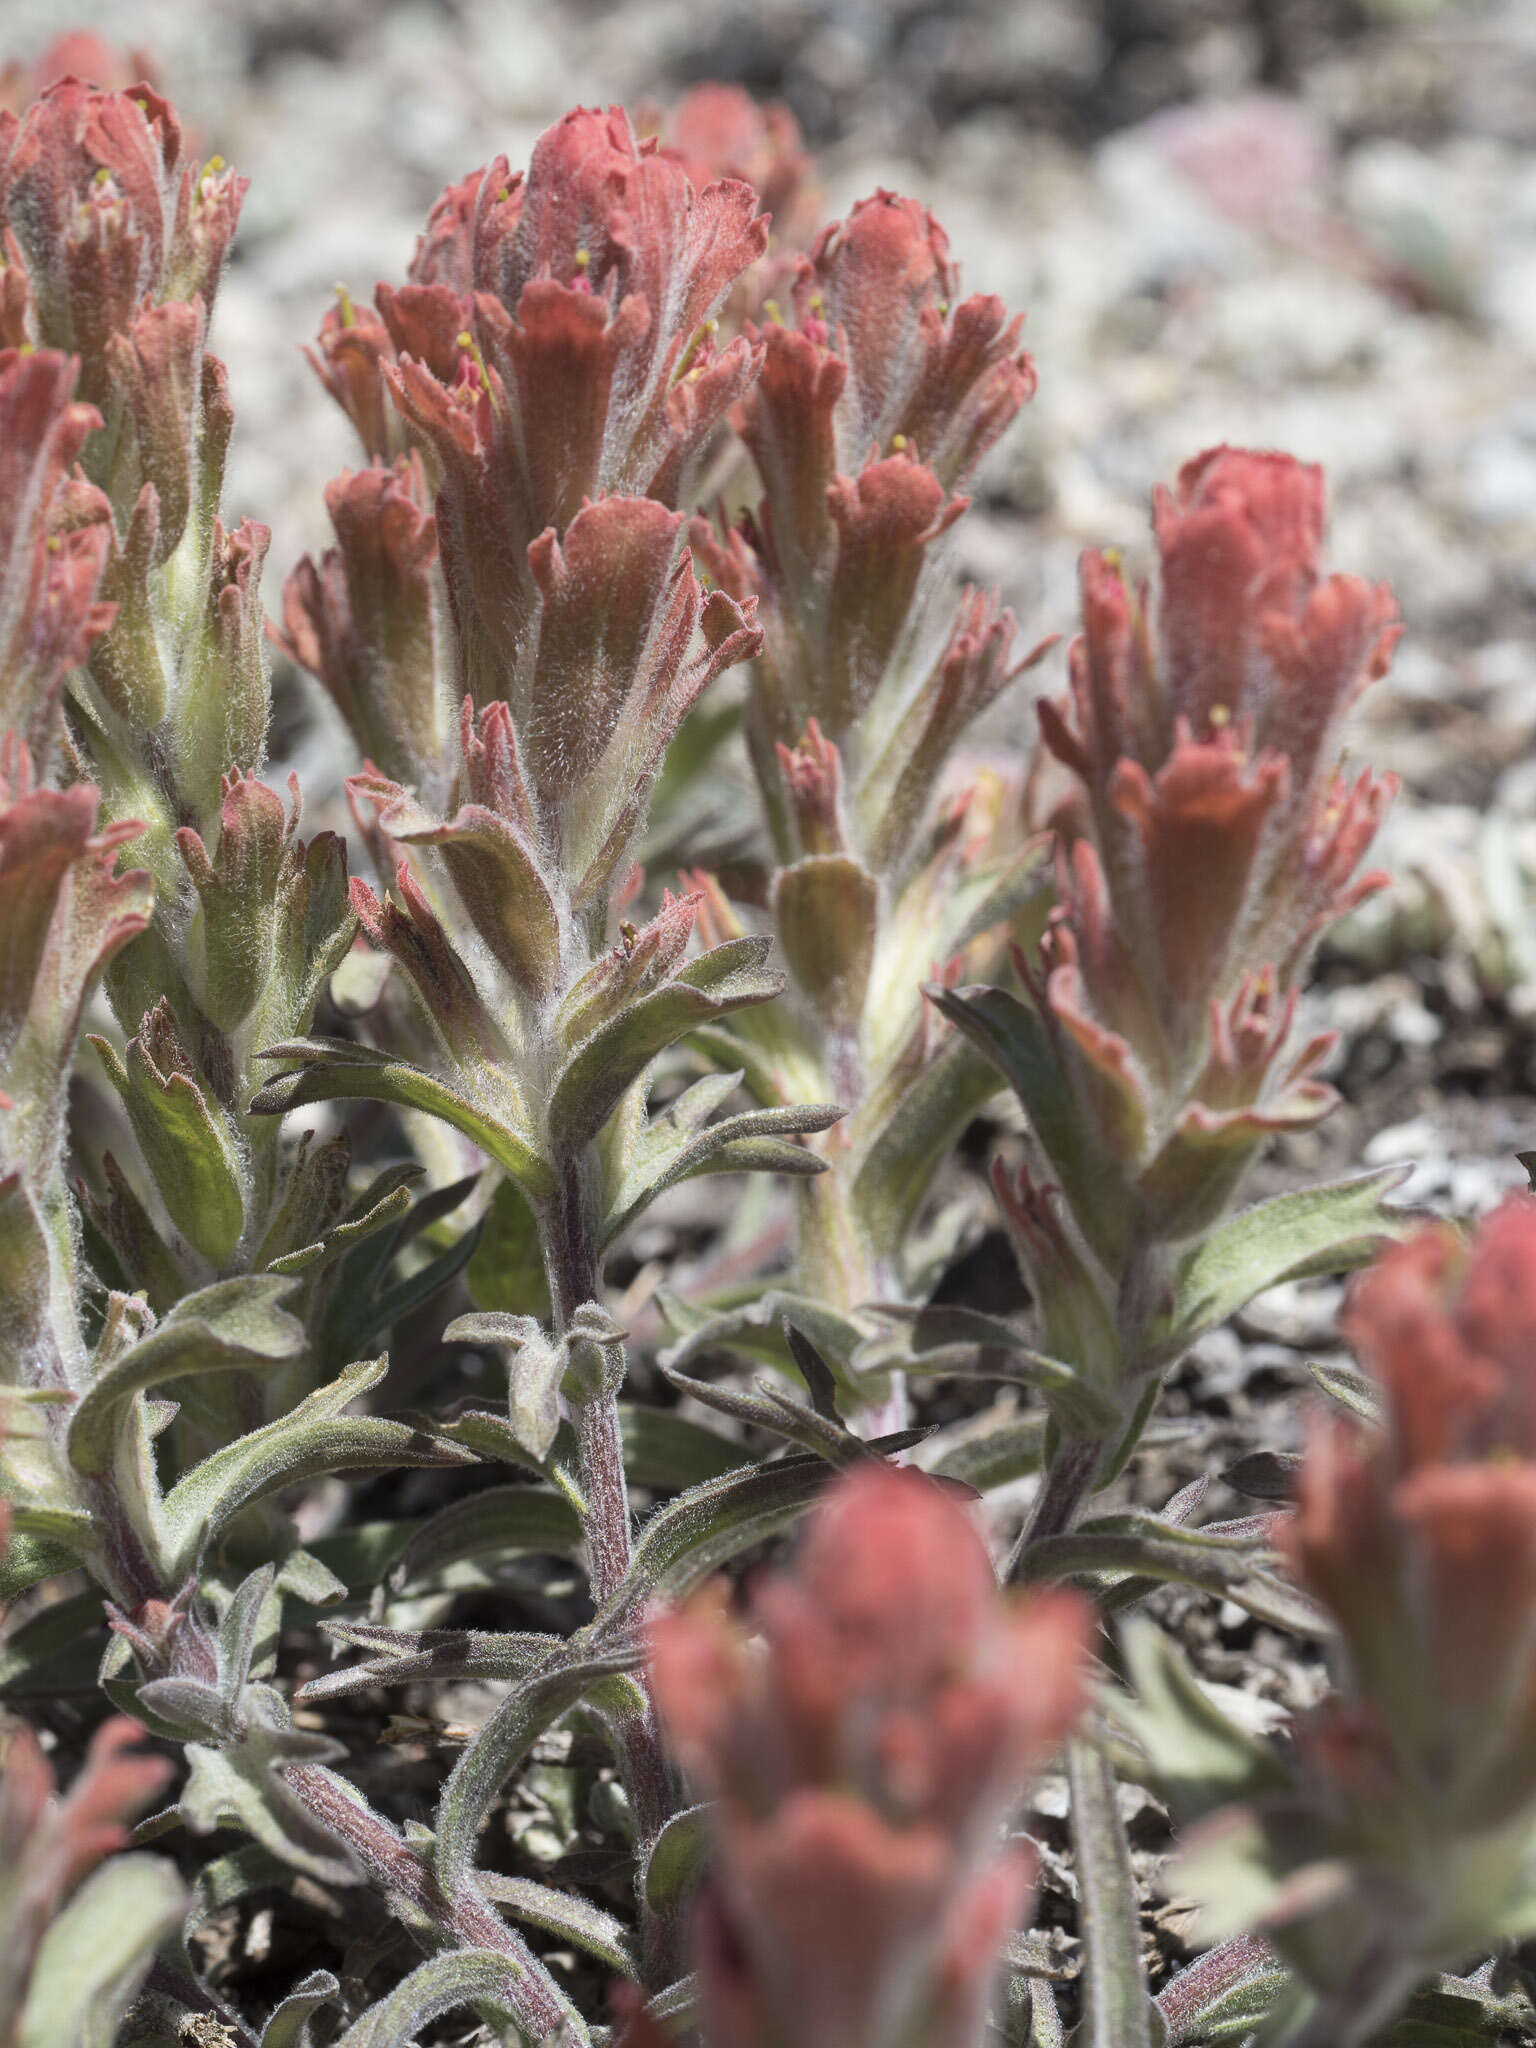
1067, 1735, 1155, 2048
68, 1275, 304, 1476
251, 1042, 552, 1197
435, 1639, 646, 1895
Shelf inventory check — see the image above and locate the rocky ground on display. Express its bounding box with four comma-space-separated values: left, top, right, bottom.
8, 0, 1536, 2035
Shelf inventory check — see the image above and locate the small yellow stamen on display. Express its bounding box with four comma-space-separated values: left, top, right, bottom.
456, 330, 500, 410
808, 291, 824, 313
574, 246, 591, 271
334, 283, 356, 329
45, 535, 60, 554
1209, 704, 1231, 728
671, 316, 719, 384
762, 297, 784, 326
891, 433, 908, 453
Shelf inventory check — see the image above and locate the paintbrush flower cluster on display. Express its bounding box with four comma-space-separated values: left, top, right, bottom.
0, 43, 1527, 2048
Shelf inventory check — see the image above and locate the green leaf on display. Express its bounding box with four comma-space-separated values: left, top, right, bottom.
1149, 1169, 1413, 1367
925, 982, 1130, 1263
331, 1949, 584, 2048
547, 938, 784, 1150
601, 1080, 839, 1248
1156, 1936, 1287, 2046
1067, 1735, 1156, 2048
260, 1969, 340, 2048
263, 1164, 418, 1277
478, 1874, 636, 1978
0, 1590, 104, 1692
343, 1212, 484, 1356
465, 1175, 551, 1319
179, 1685, 358, 1884
0, 1530, 78, 1600
380, 1484, 582, 1601
644, 1803, 710, 1912
1019, 1511, 1266, 1592
867, 1303, 1121, 1436
656, 1288, 868, 1401
67, 1275, 305, 1476
251, 1041, 553, 1199
19, 1853, 184, 2048
1308, 1356, 1382, 1426
618, 1405, 748, 1489
595, 1455, 839, 1627
92, 1034, 246, 1265
298, 1624, 557, 1704
434, 1639, 646, 1895
446, 1314, 567, 1464
655, 1357, 883, 1467
851, 1034, 1002, 1260
1119, 1620, 1289, 1824
922, 1410, 1049, 1492
160, 1355, 477, 1576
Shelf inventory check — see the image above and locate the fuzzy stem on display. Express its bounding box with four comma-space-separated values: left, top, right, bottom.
1006, 1434, 1104, 1579
283, 1765, 577, 2039
1155, 1934, 1276, 2044
541, 1152, 678, 1984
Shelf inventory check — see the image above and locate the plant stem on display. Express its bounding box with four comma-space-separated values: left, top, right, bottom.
541, 1151, 679, 1984
1006, 1434, 1103, 1579
284, 1764, 577, 2040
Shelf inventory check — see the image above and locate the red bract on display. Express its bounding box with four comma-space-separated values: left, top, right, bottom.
349, 496, 759, 932
649, 1466, 1090, 2048
272, 454, 448, 797
0, 348, 114, 761
308, 106, 766, 689
0, 1715, 173, 2040
0, 35, 155, 111
0, 737, 151, 1189
1007, 450, 1399, 1254
695, 186, 1036, 841
1040, 449, 1400, 1006
661, 84, 813, 243
0, 78, 244, 404
1288, 1197, 1536, 1810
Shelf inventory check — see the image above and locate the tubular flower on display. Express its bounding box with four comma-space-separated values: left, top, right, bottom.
0, 348, 114, 764
0, 76, 244, 408
987, 451, 1397, 1264
300, 105, 766, 721
695, 188, 1039, 832
1141, 1200, 1536, 2046
649, 1465, 1091, 2048
0, 1715, 176, 2045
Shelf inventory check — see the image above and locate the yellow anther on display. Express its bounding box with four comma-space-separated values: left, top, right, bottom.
763, 297, 784, 325
1209, 704, 1231, 728
92, 166, 112, 188
574, 246, 591, 270
45, 535, 60, 553
672, 316, 721, 384
937, 299, 950, 316
201, 154, 226, 178
455, 329, 500, 411
891, 433, 908, 453
1101, 546, 1122, 570
334, 283, 356, 328
808, 291, 824, 313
